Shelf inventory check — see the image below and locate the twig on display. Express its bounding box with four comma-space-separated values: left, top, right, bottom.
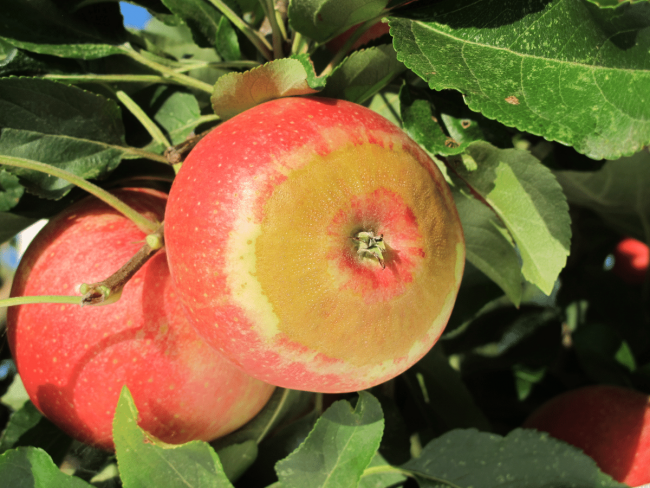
80, 224, 165, 306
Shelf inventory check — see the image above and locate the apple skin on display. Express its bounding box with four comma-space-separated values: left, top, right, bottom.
165, 96, 465, 393
7, 188, 275, 451
613, 237, 648, 285
523, 385, 650, 485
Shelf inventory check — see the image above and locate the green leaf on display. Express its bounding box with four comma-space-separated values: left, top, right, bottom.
366, 89, 401, 127
0, 447, 93, 488
212, 389, 313, 448
288, 0, 391, 42
0, 78, 128, 199
0, 401, 74, 466
0, 402, 42, 453
320, 45, 405, 104
453, 187, 523, 306
0, 78, 125, 144
0, 169, 23, 212
161, 0, 241, 60
391, 0, 650, 160
400, 84, 468, 156
451, 141, 571, 295
573, 323, 635, 386
0, 213, 38, 245
215, 441, 258, 482
114, 386, 234, 488
554, 149, 650, 242
211, 57, 323, 120
0, 374, 29, 412
0, 0, 126, 59
141, 86, 203, 153
275, 392, 384, 488
401, 428, 626, 487
586, 0, 649, 7
404, 345, 491, 432
358, 452, 406, 488
0, 130, 126, 199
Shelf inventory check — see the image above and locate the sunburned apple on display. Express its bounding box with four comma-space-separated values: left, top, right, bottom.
165, 96, 465, 393
523, 385, 650, 486
7, 188, 275, 451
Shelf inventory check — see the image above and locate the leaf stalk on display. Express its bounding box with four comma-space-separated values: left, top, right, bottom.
0, 155, 159, 234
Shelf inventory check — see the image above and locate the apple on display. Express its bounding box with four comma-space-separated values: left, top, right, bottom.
164, 96, 465, 393
523, 385, 650, 486
7, 188, 275, 451
613, 237, 648, 285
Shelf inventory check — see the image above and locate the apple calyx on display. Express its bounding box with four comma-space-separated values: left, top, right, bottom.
352, 230, 387, 269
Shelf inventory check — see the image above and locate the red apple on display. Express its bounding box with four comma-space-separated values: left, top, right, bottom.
613, 237, 648, 285
165, 96, 465, 393
7, 188, 275, 451
523, 385, 650, 486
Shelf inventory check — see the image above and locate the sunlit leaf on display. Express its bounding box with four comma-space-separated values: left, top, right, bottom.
391, 0, 650, 159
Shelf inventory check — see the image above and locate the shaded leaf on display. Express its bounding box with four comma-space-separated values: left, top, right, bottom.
212, 389, 312, 449
0, 0, 125, 59
140, 86, 203, 153
452, 186, 523, 306
216, 440, 258, 482
0, 213, 38, 245
366, 89, 401, 127
234, 411, 319, 487
161, 0, 241, 60
0, 78, 128, 199
554, 149, 650, 241
114, 386, 234, 488
0, 401, 73, 466
211, 56, 324, 120
391, 0, 650, 159
0, 78, 125, 144
0, 447, 93, 488
0, 131, 126, 199
450, 141, 571, 295
586, 0, 649, 7
358, 452, 406, 488
401, 428, 626, 488
404, 345, 491, 433
0, 169, 23, 212
321, 44, 405, 104
275, 392, 384, 488
289, 0, 390, 42
573, 323, 635, 386
400, 83, 469, 156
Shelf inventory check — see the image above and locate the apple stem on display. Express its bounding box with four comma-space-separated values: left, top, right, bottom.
320, 14, 387, 77
0, 295, 82, 308
115, 90, 171, 149
163, 128, 214, 166
79, 224, 165, 306
261, 0, 286, 59
0, 155, 160, 235
352, 230, 387, 269
204, 0, 273, 61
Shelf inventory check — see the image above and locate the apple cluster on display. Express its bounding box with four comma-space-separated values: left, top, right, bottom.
7, 97, 465, 449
